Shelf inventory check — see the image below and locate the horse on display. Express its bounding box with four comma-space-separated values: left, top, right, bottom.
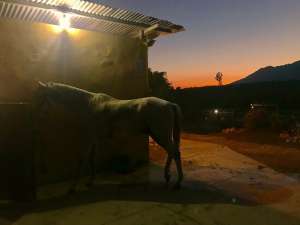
33, 82, 183, 193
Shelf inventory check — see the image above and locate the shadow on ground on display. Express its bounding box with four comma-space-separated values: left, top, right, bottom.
1, 142, 300, 225
1, 179, 300, 225
0, 172, 247, 223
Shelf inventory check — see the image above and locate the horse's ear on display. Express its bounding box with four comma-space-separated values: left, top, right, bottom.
48, 82, 54, 87
38, 81, 48, 88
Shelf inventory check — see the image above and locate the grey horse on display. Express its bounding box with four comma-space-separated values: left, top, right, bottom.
33, 82, 183, 193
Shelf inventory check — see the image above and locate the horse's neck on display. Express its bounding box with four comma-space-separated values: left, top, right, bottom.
51, 84, 115, 109
55, 88, 94, 110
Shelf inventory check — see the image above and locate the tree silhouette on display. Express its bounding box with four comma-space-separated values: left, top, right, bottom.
148, 68, 173, 100
215, 72, 223, 86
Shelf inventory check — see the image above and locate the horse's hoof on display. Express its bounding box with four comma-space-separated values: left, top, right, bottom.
164, 174, 171, 183
85, 181, 94, 188
164, 182, 170, 189
172, 183, 181, 190
67, 188, 76, 195
40, 165, 48, 174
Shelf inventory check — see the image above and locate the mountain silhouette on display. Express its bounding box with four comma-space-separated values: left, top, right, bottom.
232, 60, 300, 84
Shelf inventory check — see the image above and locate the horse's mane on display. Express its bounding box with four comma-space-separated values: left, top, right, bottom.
44, 82, 115, 104
47, 82, 94, 95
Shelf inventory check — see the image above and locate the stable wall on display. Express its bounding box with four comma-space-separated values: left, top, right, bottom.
0, 19, 150, 195
0, 19, 149, 100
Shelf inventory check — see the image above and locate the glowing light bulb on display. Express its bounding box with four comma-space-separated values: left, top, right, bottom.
52, 12, 79, 34
59, 14, 71, 31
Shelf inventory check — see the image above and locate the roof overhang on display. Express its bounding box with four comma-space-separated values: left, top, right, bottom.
0, 0, 184, 38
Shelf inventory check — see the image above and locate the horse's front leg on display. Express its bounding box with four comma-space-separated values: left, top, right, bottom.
68, 157, 84, 194
68, 141, 93, 194
86, 142, 97, 187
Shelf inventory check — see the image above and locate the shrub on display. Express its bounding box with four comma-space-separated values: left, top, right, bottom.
244, 109, 270, 130
270, 112, 282, 131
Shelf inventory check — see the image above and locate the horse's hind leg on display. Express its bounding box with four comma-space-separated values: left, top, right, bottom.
150, 133, 173, 185
86, 143, 96, 187
163, 144, 183, 189
164, 154, 172, 185
173, 149, 183, 189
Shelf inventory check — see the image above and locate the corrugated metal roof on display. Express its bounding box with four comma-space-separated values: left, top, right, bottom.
0, 0, 184, 37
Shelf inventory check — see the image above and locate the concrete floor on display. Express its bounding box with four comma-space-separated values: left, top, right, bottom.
2, 139, 300, 225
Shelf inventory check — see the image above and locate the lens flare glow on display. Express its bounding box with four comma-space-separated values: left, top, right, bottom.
53, 13, 78, 34
59, 14, 71, 31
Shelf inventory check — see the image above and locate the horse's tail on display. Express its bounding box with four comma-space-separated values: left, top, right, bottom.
172, 103, 182, 150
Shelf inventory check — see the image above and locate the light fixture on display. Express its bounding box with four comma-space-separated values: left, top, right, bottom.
59, 13, 71, 31
53, 12, 78, 34
214, 109, 219, 115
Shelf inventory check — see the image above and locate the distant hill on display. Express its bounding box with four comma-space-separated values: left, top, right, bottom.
232, 60, 300, 84
173, 80, 300, 113
171, 60, 300, 121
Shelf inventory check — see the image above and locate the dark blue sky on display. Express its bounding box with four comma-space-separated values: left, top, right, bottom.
101, 0, 300, 87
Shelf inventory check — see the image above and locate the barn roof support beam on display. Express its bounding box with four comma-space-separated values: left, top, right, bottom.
0, 0, 180, 34
0, 0, 184, 37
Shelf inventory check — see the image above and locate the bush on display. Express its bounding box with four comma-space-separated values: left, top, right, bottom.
244, 109, 270, 130
270, 112, 282, 131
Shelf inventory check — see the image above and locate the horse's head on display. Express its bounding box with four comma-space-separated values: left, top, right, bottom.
33, 81, 93, 115
32, 81, 56, 115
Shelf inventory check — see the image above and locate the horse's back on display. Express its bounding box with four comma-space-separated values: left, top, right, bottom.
139, 97, 175, 112
130, 97, 177, 129
92, 94, 177, 120
129, 96, 171, 109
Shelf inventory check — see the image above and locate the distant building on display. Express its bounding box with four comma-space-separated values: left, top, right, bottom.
250, 104, 278, 112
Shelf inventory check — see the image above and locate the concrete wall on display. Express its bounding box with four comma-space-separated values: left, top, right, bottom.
0, 19, 150, 195
0, 19, 149, 100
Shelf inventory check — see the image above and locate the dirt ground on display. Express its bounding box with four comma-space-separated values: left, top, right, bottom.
1, 134, 300, 225
182, 132, 300, 174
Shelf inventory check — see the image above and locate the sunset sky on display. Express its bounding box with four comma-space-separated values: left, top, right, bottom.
102, 0, 300, 87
